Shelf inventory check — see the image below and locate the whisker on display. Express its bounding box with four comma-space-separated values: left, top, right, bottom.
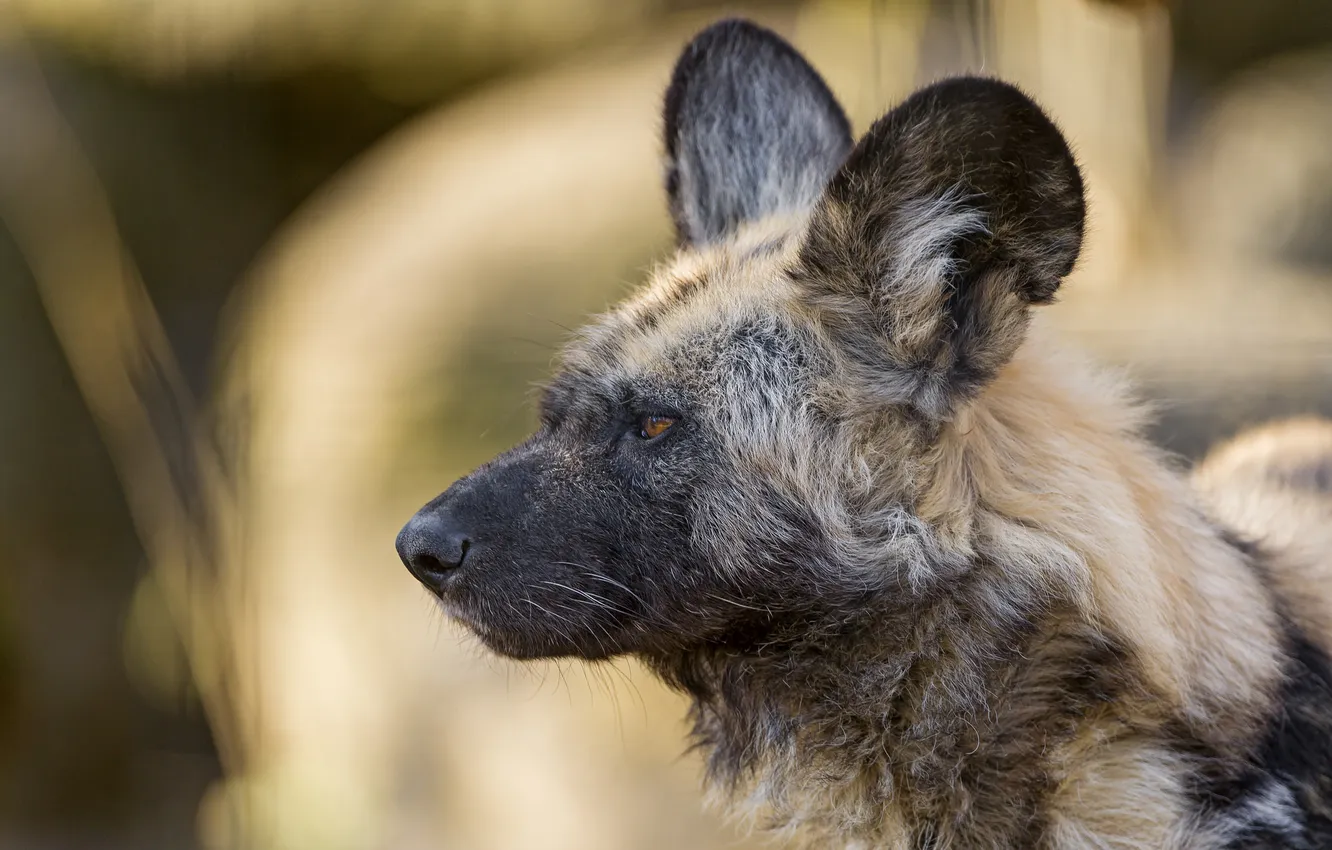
706, 592, 772, 616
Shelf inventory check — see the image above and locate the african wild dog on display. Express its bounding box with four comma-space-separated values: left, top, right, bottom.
396, 19, 1332, 849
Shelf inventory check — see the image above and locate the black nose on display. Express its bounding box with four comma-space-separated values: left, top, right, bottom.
396, 510, 471, 593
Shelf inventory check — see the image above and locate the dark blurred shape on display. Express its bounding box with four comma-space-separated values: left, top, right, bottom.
1174, 0, 1332, 86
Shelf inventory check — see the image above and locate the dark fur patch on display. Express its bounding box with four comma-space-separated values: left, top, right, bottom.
1176, 536, 1332, 847
1273, 457, 1332, 494
631, 271, 712, 333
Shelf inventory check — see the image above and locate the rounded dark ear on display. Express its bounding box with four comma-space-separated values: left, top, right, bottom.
798, 77, 1086, 417
663, 19, 853, 247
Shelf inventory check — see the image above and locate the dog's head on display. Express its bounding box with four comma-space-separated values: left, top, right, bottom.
397, 19, 1084, 661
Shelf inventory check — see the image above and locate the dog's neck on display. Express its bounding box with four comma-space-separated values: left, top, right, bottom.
647, 559, 1135, 846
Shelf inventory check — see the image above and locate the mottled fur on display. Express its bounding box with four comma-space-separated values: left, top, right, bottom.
398, 19, 1332, 849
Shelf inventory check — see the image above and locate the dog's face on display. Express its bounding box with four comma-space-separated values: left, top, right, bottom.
397, 20, 1085, 661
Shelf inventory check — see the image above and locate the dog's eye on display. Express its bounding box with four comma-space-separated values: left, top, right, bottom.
637, 415, 676, 440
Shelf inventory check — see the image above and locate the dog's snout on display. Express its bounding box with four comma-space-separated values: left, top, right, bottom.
396, 509, 472, 593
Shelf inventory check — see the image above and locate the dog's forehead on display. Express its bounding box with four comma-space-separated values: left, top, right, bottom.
563, 222, 810, 381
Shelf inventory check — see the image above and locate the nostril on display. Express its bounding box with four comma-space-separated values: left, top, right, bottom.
426, 535, 469, 571
409, 551, 452, 582
396, 511, 474, 592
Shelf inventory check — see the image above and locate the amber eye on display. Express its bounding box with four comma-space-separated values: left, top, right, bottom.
637, 415, 676, 440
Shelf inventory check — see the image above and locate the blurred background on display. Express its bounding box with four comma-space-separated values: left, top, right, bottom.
2, 0, 1331, 848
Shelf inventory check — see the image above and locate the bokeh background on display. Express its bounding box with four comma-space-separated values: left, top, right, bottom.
2, 0, 1332, 848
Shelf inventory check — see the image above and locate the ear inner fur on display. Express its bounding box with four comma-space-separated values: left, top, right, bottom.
798, 77, 1086, 417
663, 19, 853, 246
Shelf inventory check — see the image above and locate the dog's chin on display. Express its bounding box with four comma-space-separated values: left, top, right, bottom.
476, 628, 623, 661
433, 596, 620, 661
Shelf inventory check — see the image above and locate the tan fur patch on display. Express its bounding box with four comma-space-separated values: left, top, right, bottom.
1195, 417, 1332, 651
924, 322, 1283, 744
1045, 735, 1192, 850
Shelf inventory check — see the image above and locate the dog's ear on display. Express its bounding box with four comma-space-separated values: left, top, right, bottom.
797, 77, 1085, 417
663, 19, 853, 247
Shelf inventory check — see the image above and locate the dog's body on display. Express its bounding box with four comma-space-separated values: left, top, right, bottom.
398, 20, 1332, 848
